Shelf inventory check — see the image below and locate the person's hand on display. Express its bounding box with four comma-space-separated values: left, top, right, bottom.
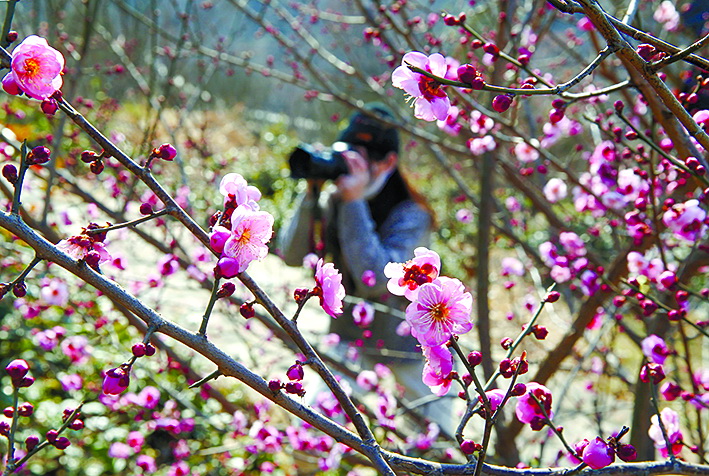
336, 150, 370, 202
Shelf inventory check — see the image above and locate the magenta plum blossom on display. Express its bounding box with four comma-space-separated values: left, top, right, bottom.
352, 301, 374, 328
384, 247, 440, 300
405, 276, 473, 347
648, 408, 683, 457
581, 437, 615, 469
217, 205, 274, 277
421, 344, 454, 396
641, 335, 670, 365
392, 52, 451, 121
2, 35, 64, 100
219, 172, 261, 210
515, 382, 553, 430
481, 388, 507, 413
662, 199, 706, 242
314, 259, 345, 317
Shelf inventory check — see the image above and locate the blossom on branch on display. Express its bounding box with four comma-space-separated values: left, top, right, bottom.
405, 276, 473, 347
421, 344, 454, 396
384, 247, 441, 300
314, 259, 345, 317
515, 382, 553, 430
2, 35, 64, 100
217, 205, 273, 277
648, 408, 683, 457
392, 52, 451, 121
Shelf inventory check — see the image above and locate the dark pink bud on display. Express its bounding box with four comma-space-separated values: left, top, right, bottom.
25, 435, 39, 451
460, 440, 482, 454
492, 94, 513, 113
17, 402, 33, 417
5, 359, 30, 380
102, 366, 130, 395
217, 282, 236, 299
155, 143, 177, 161
144, 343, 156, 356
68, 419, 84, 430
240, 302, 255, 319
616, 443, 637, 462
457, 64, 478, 84
551, 99, 566, 109
15, 376, 34, 388
549, 108, 565, 124
85, 250, 101, 270
545, 291, 560, 303
46, 429, 58, 442
636, 44, 656, 61
80, 150, 98, 163
467, 351, 483, 367
52, 437, 71, 450
12, 281, 27, 298
139, 203, 153, 215
500, 337, 513, 349
89, 159, 104, 175
132, 342, 146, 357
658, 271, 677, 289
2, 163, 18, 184
41, 99, 58, 115
660, 381, 681, 400
511, 383, 526, 396
27, 146, 51, 165
209, 226, 230, 254
639, 362, 665, 384
268, 379, 282, 392
3, 407, 13, 418
0, 421, 9, 437
284, 381, 305, 397
286, 363, 304, 381
215, 257, 240, 279
517, 54, 530, 65
531, 325, 548, 340
6, 31, 18, 43
482, 43, 499, 56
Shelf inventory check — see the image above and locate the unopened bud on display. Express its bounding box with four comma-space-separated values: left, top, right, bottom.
240, 302, 255, 319
2, 163, 18, 184
217, 282, 236, 299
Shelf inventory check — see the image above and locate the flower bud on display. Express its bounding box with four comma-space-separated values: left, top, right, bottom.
492, 94, 513, 113
531, 325, 548, 340
89, 159, 104, 175
0, 421, 9, 436
545, 290, 560, 303
52, 436, 71, 450
209, 226, 230, 254
482, 43, 499, 56
139, 203, 153, 215
41, 99, 58, 115
500, 337, 513, 349
145, 343, 156, 356
132, 342, 146, 357
467, 351, 483, 367
217, 282, 236, 299
25, 435, 39, 451
286, 363, 305, 381
460, 440, 481, 454
3, 407, 14, 418
511, 383, 527, 396
80, 150, 98, 163
27, 146, 51, 165
46, 429, 58, 443
616, 443, 637, 462
68, 419, 85, 430
102, 366, 130, 395
6, 31, 18, 43
15, 376, 35, 388
17, 402, 33, 417
582, 437, 615, 469
268, 379, 282, 392
154, 143, 177, 161
284, 381, 306, 397
456, 64, 478, 84
2, 163, 18, 184
639, 362, 665, 384
6, 359, 30, 381
12, 281, 27, 298
239, 302, 255, 319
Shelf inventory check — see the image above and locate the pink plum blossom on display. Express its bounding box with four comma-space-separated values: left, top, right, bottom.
662, 199, 706, 242
481, 388, 506, 412
455, 208, 473, 224
108, 442, 133, 459
314, 259, 345, 317
40, 278, 69, 307
421, 344, 454, 396
59, 373, 83, 392
405, 276, 473, 347
392, 52, 451, 121
641, 335, 670, 365
352, 301, 374, 328
543, 178, 568, 203
514, 142, 539, 163
218, 205, 274, 277
648, 408, 683, 457
470, 111, 494, 135
467, 135, 496, 155
515, 382, 553, 429
103, 366, 130, 395
384, 247, 441, 300
653, 1, 680, 31
2, 36, 64, 100
501, 257, 524, 277
219, 173, 261, 210
437, 105, 462, 136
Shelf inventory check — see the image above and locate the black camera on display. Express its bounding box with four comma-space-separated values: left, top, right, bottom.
288, 142, 352, 180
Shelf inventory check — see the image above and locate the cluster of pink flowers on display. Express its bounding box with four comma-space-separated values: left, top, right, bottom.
385, 247, 473, 394
210, 173, 273, 278
539, 232, 600, 296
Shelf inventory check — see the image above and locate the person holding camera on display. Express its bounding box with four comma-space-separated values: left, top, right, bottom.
278, 105, 457, 430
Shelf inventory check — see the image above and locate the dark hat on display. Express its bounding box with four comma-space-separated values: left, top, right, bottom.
337, 104, 399, 161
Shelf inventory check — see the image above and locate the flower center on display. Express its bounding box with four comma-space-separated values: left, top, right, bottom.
429, 302, 449, 322
238, 229, 251, 245
401, 263, 435, 290
23, 58, 40, 76
418, 76, 444, 100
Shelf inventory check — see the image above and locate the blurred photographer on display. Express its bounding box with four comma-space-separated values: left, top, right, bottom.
279, 104, 433, 362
